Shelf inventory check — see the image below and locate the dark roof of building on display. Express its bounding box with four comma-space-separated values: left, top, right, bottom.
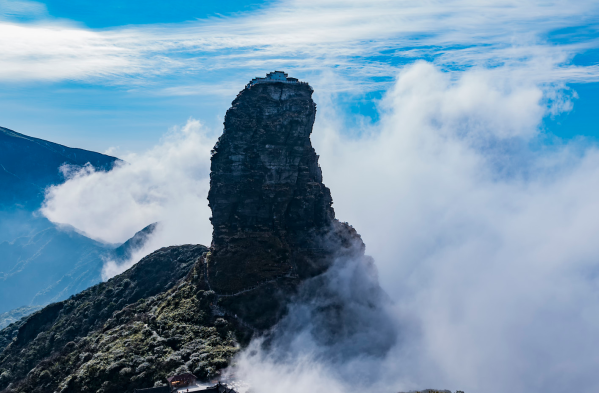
167, 373, 197, 382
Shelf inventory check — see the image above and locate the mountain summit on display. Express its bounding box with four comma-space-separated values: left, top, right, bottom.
0, 73, 389, 393
207, 73, 365, 328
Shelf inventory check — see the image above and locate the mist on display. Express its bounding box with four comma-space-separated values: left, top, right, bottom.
40, 61, 599, 392
306, 62, 599, 392
41, 119, 216, 279
233, 62, 599, 393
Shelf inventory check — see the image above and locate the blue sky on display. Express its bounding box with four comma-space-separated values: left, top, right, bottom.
29, 0, 272, 27
1, 0, 598, 154
1, 0, 277, 152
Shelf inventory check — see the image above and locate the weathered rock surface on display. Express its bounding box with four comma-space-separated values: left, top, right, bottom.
206, 76, 365, 329
0, 72, 386, 393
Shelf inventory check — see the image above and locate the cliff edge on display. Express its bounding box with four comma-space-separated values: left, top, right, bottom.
0, 72, 387, 393
207, 73, 364, 329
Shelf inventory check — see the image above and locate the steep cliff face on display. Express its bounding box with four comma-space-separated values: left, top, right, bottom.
0, 73, 386, 393
207, 76, 364, 328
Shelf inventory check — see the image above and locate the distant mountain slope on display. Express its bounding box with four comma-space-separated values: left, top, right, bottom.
0, 210, 52, 244
0, 222, 110, 314
0, 219, 159, 315
112, 222, 158, 262
0, 126, 127, 314
0, 126, 119, 209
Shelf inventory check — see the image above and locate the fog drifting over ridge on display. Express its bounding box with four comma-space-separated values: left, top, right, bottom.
40, 61, 599, 392
41, 119, 215, 279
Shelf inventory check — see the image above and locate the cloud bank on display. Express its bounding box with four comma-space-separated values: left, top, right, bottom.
238, 61, 599, 393
41, 119, 216, 279
1, 0, 598, 89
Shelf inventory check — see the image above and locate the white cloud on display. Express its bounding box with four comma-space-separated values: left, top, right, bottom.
41, 119, 216, 279
270, 61, 599, 393
0, 23, 141, 81
1, 0, 598, 87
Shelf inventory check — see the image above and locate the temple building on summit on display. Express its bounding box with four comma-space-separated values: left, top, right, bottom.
246, 71, 301, 87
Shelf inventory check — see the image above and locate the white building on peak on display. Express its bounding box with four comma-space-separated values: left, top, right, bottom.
247, 71, 302, 88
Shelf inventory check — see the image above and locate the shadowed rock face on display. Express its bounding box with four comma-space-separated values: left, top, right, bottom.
207, 76, 364, 327
0, 75, 394, 393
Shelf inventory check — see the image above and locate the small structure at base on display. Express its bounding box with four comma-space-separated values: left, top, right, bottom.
167, 373, 198, 390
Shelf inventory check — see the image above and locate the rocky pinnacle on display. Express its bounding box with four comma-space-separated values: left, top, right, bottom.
207, 73, 364, 328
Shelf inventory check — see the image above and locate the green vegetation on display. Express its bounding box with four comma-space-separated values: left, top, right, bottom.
0, 306, 43, 352
0, 244, 245, 393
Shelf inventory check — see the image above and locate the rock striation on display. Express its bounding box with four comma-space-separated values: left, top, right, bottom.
207, 73, 364, 328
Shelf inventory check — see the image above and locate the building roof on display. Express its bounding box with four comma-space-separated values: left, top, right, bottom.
167, 373, 197, 382
246, 71, 306, 88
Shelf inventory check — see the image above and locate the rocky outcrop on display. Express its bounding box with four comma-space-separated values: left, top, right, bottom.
0, 245, 232, 393
207, 74, 364, 329
0, 72, 387, 393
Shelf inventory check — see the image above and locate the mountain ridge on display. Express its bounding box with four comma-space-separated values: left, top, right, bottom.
0, 126, 150, 315
0, 217, 158, 315
0, 307, 42, 331
0, 126, 119, 209
0, 244, 237, 393
0, 73, 391, 393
